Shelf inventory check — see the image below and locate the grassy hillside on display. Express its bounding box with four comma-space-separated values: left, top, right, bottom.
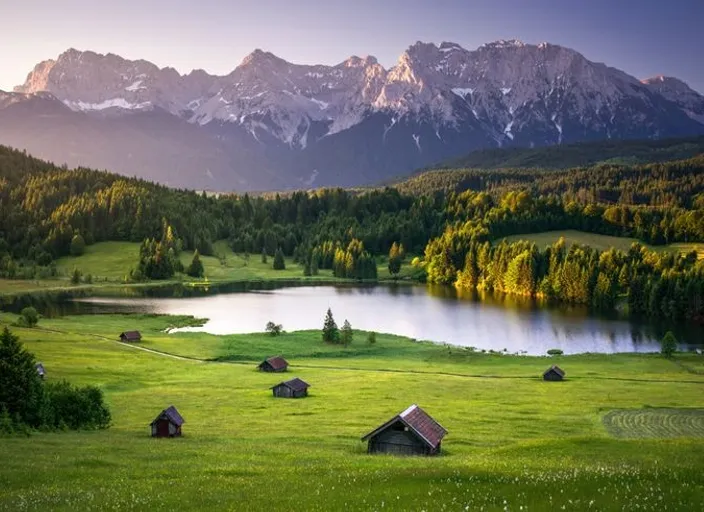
503, 230, 704, 258
0, 312, 702, 510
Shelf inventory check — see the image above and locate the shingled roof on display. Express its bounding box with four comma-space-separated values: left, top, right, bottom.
271, 378, 310, 392
260, 356, 288, 371
543, 365, 565, 377
151, 405, 185, 427
119, 331, 142, 341
361, 404, 447, 450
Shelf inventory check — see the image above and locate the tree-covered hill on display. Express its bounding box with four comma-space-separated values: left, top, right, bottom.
1, 144, 703, 322
432, 135, 704, 172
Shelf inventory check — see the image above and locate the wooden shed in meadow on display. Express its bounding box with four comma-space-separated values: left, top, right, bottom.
150, 405, 185, 437
362, 404, 447, 456
543, 365, 565, 381
35, 363, 45, 379
119, 331, 142, 343
258, 356, 289, 373
271, 378, 309, 398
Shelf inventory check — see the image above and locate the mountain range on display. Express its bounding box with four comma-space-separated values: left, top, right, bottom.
2, 40, 704, 191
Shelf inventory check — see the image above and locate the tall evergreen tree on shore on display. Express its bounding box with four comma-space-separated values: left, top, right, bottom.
322, 308, 339, 343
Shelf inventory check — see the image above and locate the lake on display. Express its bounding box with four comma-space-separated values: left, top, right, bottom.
72, 283, 703, 355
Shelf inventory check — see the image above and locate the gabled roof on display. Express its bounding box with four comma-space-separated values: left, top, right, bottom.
543, 365, 565, 377
259, 356, 288, 370
120, 331, 142, 340
361, 404, 447, 449
151, 405, 184, 426
271, 377, 310, 392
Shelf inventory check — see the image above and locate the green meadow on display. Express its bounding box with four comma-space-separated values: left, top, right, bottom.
0, 241, 419, 299
1, 312, 703, 511
503, 229, 704, 257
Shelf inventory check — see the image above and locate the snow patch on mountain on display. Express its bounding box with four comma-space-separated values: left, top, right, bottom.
63, 98, 152, 111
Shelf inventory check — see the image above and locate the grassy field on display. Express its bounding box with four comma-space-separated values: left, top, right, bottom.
503, 230, 704, 257
0, 312, 703, 511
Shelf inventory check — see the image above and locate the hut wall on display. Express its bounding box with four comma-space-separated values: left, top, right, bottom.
260, 363, 285, 373
273, 385, 294, 398
292, 389, 307, 398
543, 371, 563, 381
368, 426, 432, 456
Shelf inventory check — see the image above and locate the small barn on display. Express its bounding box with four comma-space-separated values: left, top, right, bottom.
35, 363, 45, 379
271, 378, 309, 398
543, 365, 565, 381
362, 404, 447, 456
258, 356, 289, 373
119, 331, 142, 343
150, 405, 185, 438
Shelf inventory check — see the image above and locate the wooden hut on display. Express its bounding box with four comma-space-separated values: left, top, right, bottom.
362, 404, 447, 456
258, 356, 289, 373
150, 405, 185, 437
543, 365, 565, 381
35, 363, 45, 379
119, 331, 142, 343
271, 378, 309, 398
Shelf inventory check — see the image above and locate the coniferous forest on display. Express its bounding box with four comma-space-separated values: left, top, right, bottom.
1, 144, 703, 321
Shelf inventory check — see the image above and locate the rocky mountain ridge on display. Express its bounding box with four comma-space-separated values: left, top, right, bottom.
5, 40, 704, 190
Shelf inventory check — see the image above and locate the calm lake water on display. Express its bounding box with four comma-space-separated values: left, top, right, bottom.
72, 284, 703, 355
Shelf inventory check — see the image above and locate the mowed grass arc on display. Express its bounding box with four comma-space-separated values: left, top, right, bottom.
0, 313, 703, 511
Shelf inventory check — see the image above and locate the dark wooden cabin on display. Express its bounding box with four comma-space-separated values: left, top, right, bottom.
119, 331, 142, 343
543, 365, 565, 381
258, 356, 289, 373
362, 404, 447, 456
150, 405, 185, 437
35, 363, 45, 379
271, 378, 309, 398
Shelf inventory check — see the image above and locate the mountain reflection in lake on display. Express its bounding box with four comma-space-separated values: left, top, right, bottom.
72, 284, 702, 355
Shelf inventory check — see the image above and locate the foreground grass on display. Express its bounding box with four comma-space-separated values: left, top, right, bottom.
503, 230, 704, 257
0, 312, 703, 511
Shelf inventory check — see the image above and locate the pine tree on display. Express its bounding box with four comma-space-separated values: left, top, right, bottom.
261, 247, 268, 264
186, 250, 204, 278
322, 308, 339, 343
341, 319, 353, 346
0, 328, 45, 428
273, 248, 286, 270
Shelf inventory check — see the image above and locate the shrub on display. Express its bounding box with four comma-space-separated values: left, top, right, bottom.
19, 307, 39, 328
70, 234, 86, 257
547, 348, 564, 356
661, 331, 677, 358
71, 268, 82, 285
43, 381, 111, 430
265, 321, 283, 337
367, 331, 377, 344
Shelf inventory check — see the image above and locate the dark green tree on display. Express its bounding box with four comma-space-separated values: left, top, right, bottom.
261, 247, 268, 264
273, 247, 286, 270
71, 268, 82, 285
0, 328, 45, 427
341, 319, 353, 347
388, 242, 405, 278
367, 331, 377, 344
322, 308, 339, 343
661, 331, 678, 358
186, 250, 205, 278
265, 321, 283, 336
70, 234, 86, 257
